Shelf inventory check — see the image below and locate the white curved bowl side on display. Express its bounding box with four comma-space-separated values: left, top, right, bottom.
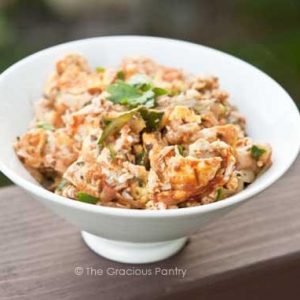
0, 36, 299, 244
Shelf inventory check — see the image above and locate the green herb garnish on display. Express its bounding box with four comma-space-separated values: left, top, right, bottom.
177, 145, 184, 156
153, 87, 168, 96
135, 150, 150, 169
215, 188, 222, 201
107, 81, 156, 108
135, 149, 149, 165
77, 192, 99, 204
98, 107, 164, 146
140, 83, 152, 92
139, 107, 164, 131
96, 67, 105, 73
37, 122, 54, 131
135, 151, 146, 165
98, 108, 140, 146
169, 89, 181, 96
82, 100, 92, 107
128, 74, 150, 86
119, 89, 155, 108
106, 74, 169, 109
250, 145, 266, 160
107, 81, 142, 104
107, 144, 116, 160
116, 70, 125, 80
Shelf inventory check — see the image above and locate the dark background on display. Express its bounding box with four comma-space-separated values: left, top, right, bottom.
1, 0, 299, 186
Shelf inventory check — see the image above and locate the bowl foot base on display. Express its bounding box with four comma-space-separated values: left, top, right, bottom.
81, 231, 188, 264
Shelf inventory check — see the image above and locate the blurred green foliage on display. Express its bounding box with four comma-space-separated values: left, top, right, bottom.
220, 0, 300, 103
0, 0, 299, 186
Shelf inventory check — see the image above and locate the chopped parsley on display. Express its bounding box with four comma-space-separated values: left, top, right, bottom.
82, 100, 92, 107
37, 122, 54, 131
177, 145, 184, 156
107, 144, 116, 160
153, 87, 168, 96
136, 150, 150, 169
96, 66, 105, 73
139, 107, 164, 131
135, 151, 146, 166
106, 74, 168, 109
98, 107, 164, 146
107, 81, 142, 104
250, 145, 266, 160
77, 192, 99, 204
107, 81, 155, 108
98, 108, 140, 146
116, 70, 125, 80
215, 188, 222, 201
128, 74, 150, 86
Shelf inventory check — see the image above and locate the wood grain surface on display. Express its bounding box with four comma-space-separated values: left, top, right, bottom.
0, 157, 300, 300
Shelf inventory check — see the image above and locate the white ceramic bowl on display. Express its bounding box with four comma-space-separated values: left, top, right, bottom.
0, 36, 300, 264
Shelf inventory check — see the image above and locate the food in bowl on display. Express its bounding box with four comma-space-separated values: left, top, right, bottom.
14, 54, 272, 209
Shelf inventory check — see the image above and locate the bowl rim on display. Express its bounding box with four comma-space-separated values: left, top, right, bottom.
0, 35, 300, 218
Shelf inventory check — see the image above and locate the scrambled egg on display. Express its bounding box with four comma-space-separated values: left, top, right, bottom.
14, 54, 272, 209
